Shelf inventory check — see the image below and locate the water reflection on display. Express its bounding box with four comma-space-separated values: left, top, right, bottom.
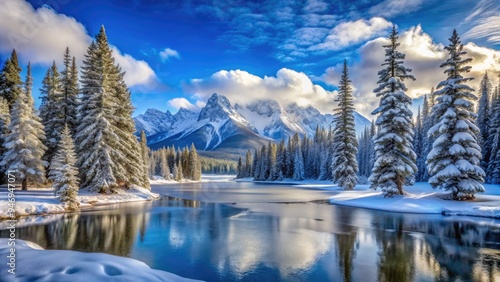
1, 196, 499, 281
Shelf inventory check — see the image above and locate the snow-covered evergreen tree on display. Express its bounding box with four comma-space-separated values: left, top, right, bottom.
76, 26, 144, 192
49, 125, 80, 210
486, 84, 500, 184
160, 148, 170, 179
245, 149, 252, 177
40, 62, 65, 163
414, 106, 424, 182
189, 144, 201, 180
1, 63, 47, 190
293, 144, 305, 180
332, 60, 358, 190
477, 72, 492, 171
0, 97, 10, 184
236, 156, 243, 178
369, 26, 417, 197
60, 48, 79, 135
427, 30, 485, 200
0, 50, 23, 110
140, 131, 151, 189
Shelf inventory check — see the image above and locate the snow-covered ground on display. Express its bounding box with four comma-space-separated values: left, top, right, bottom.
0, 238, 201, 282
237, 178, 500, 218
0, 185, 159, 219
327, 182, 500, 218
150, 174, 235, 184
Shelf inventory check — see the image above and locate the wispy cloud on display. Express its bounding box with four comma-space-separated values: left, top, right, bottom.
463, 0, 500, 43
368, 0, 426, 18
159, 48, 180, 62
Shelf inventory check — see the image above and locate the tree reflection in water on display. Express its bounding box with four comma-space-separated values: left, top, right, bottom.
1, 196, 499, 281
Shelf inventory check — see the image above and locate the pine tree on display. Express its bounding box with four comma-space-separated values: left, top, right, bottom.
140, 131, 151, 189
160, 148, 170, 179
421, 92, 433, 181
189, 144, 201, 180
369, 26, 417, 197
40, 62, 65, 164
427, 30, 485, 200
0, 50, 23, 110
414, 106, 424, 182
0, 97, 10, 184
175, 158, 183, 181
49, 125, 80, 210
76, 26, 144, 192
332, 60, 358, 190
487, 83, 500, 183
1, 63, 47, 190
293, 144, 305, 180
245, 150, 252, 177
236, 156, 243, 178
60, 48, 79, 135
477, 72, 492, 171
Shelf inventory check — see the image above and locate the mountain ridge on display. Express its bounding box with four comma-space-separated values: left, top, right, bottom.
134, 93, 371, 155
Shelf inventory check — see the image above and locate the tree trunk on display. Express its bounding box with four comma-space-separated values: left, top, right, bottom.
22, 178, 27, 191
397, 175, 404, 195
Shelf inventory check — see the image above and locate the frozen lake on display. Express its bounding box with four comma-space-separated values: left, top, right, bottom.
2, 180, 500, 281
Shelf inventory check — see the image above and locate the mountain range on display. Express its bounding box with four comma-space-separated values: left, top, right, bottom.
134, 93, 371, 158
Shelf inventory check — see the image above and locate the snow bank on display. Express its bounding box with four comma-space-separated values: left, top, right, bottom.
328, 183, 500, 218
0, 185, 159, 219
0, 239, 201, 282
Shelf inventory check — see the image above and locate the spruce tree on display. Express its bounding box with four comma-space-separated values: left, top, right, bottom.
477, 72, 492, 171
49, 125, 80, 210
236, 156, 243, 178
427, 30, 485, 200
40, 62, 65, 164
76, 26, 144, 192
189, 144, 201, 180
293, 144, 305, 180
160, 149, 170, 179
369, 26, 417, 196
60, 48, 79, 135
0, 97, 10, 184
0, 50, 23, 110
1, 63, 47, 190
245, 150, 252, 177
332, 60, 358, 190
487, 84, 500, 183
140, 131, 151, 189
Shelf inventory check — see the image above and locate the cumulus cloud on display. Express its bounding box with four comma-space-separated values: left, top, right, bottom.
322, 25, 500, 117
368, 0, 426, 18
183, 68, 338, 114
167, 98, 203, 111
308, 17, 392, 52
0, 0, 156, 87
159, 48, 180, 62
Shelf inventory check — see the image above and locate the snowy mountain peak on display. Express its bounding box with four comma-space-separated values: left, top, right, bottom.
243, 99, 283, 117
198, 93, 235, 121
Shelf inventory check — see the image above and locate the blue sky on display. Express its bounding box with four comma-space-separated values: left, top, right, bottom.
1, 0, 499, 117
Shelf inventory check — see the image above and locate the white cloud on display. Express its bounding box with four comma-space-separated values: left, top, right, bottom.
308, 17, 392, 52
303, 0, 329, 14
368, 0, 426, 18
0, 0, 156, 88
463, 0, 500, 43
322, 25, 500, 117
183, 68, 338, 114
159, 48, 180, 62
167, 98, 202, 111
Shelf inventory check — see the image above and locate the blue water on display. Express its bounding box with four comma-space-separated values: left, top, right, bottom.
2, 181, 500, 281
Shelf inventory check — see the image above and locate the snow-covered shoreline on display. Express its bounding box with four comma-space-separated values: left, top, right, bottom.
0, 185, 160, 220
0, 238, 201, 282
237, 178, 500, 219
